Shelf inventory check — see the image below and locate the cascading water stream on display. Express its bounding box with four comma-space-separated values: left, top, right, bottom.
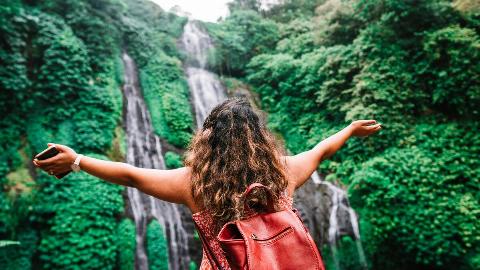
180, 20, 226, 127
121, 53, 190, 270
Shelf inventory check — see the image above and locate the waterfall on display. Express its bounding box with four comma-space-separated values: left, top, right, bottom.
297, 171, 368, 270
121, 53, 190, 270
180, 20, 227, 127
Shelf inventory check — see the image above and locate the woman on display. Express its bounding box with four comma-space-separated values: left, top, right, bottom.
33, 97, 381, 269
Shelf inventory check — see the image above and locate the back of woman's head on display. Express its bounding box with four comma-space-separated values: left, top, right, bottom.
184, 97, 288, 226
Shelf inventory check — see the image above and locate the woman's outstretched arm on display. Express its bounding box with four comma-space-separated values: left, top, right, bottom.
33, 143, 191, 204
284, 120, 382, 192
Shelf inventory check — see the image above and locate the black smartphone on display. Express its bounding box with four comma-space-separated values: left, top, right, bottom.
36, 146, 59, 160
35, 146, 72, 179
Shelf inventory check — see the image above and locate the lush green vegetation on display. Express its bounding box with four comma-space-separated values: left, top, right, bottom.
146, 220, 169, 270
117, 219, 136, 270
165, 151, 184, 169
140, 54, 194, 147
36, 160, 123, 269
1, 0, 125, 268
206, 10, 280, 75
210, 0, 479, 269
0, 0, 184, 269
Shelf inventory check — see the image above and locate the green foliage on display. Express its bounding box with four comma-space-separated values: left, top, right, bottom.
0, 0, 192, 269
349, 120, 480, 268
140, 52, 194, 147
227, 0, 262, 13
35, 22, 91, 111
264, 0, 322, 23
162, 91, 195, 146
246, 47, 363, 154
116, 219, 136, 270
72, 86, 120, 153
146, 220, 169, 270
0, 228, 38, 270
276, 19, 316, 57
314, 0, 364, 46
418, 25, 480, 117
125, 0, 187, 37
123, 0, 187, 65
207, 10, 280, 75
164, 151, 183, 169
321, 237, 370, 270
35, 156, 124, 270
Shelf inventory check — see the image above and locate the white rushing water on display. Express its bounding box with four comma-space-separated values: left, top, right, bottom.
122, 53, 190, 270
310, 171, 368, 270
180, 20, 227, 127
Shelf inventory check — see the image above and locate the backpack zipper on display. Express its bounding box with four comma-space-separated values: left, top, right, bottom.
250, 227, 293, 242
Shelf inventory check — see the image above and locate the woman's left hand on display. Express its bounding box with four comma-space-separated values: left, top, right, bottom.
349, 120, 382, 137
33, 143, 77, 176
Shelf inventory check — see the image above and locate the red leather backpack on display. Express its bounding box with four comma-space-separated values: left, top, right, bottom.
198, 183, 326, 270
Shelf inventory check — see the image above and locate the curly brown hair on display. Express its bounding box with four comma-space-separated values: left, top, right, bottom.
184, 97, 288, 227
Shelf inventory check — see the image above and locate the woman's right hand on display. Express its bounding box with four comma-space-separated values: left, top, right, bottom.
349, 120, 382, 137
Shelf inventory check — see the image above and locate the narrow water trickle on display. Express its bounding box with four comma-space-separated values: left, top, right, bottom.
121, 53, 190, 270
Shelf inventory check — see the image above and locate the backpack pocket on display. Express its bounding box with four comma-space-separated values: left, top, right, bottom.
250, 226, 293, 246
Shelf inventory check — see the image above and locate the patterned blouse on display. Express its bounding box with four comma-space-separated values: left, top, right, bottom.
191, 192, 294, 270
